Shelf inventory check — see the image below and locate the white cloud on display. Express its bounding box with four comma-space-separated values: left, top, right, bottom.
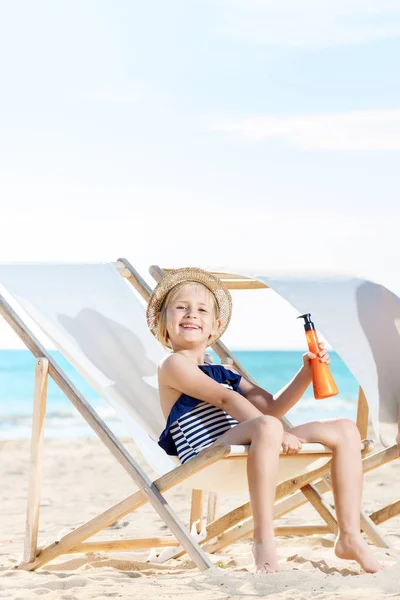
216, 109, 400, 150
213, 0, 400, 47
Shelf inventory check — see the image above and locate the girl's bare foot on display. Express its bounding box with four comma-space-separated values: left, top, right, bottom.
334, 532, 384, 573
252, 538, 280, 573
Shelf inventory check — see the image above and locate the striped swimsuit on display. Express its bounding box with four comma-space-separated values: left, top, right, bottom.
158, 364, 241, 464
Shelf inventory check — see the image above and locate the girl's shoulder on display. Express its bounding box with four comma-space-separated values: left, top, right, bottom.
158, 354, 242, 385
158, 353, 201, 388
159, 352, 191, 373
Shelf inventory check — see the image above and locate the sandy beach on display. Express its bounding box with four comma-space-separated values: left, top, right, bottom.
1, 437, 399, 600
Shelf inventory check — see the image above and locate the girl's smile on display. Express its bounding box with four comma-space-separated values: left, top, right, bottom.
180, 323, 201, 330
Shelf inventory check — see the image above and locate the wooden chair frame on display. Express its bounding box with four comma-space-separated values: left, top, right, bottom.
0, 259, 393, 573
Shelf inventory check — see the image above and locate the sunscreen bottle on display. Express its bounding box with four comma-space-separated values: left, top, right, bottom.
297, 313, 339, 400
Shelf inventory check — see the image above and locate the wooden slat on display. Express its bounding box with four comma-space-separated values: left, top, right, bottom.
274, 525, 330, 536
156, 265, 268, 290
149, 265, 167, 284
356, 386, 369, 439
216, 280, 266, 290
190, 490, 204, 533
370, 500, 400, 526
204, 525, 332, 549
72, 525, 342, 555
116, 258, 153, 299
23, 358, 48, 564
209, 273, 264, 282
149, 265, 268, 290
69, 537, 180, 553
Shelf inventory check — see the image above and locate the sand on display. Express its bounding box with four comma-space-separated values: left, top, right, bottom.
1, 437, 399, 600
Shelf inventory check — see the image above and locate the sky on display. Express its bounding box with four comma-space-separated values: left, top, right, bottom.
0, 1, 399, 349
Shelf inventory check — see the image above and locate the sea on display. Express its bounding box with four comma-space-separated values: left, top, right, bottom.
0, 349, 360, 441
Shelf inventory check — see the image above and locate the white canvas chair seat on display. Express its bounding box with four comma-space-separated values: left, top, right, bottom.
180, 444, 335, 493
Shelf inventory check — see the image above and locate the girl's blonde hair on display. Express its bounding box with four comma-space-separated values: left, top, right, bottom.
155, 282, 220, 348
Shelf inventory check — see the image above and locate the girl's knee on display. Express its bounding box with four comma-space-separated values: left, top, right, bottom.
253, 415, 284, 440
335, 418, 361, 443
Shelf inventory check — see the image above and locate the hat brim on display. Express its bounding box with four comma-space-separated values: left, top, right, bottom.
146, 267, 232, 347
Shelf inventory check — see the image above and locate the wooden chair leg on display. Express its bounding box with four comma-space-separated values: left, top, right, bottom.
359, 512, 392, 548
300, 484, 338, 535
23, 357, 48, 564
190, 490, 204, 533
207, 492, 219, 525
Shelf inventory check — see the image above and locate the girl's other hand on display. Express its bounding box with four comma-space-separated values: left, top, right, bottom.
281, 432, 306, 455
302, 341, 331, 378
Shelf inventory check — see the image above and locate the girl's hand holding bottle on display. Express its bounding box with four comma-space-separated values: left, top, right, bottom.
297, 315, 338, 400
302, 341, 330, 381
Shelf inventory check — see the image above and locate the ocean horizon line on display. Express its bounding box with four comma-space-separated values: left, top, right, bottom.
0, 346, 322, 352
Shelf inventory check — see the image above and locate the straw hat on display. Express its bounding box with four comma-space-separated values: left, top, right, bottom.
146, 267, 232, 346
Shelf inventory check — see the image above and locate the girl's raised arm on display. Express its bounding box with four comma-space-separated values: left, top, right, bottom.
227, 363, 311, 419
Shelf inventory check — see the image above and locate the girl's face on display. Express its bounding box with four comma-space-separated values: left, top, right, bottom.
165, 283, 220, 349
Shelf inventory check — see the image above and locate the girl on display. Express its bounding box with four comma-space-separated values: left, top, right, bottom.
146, 267, 383, 574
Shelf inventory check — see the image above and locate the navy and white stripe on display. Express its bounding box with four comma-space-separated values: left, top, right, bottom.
157, 363, 243, 461
170, 397, 239, 464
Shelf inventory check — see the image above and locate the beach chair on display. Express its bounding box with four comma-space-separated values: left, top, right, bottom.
0, 261, 374, 572
146, 264, 400, 556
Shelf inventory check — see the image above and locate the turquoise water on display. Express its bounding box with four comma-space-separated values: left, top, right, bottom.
0, 349, 359, 439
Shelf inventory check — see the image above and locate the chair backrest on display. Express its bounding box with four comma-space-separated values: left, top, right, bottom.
0, 263, 178, 475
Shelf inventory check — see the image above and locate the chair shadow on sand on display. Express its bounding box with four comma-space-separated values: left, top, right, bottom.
58, 308, 164, 436
356, 281, 400, 444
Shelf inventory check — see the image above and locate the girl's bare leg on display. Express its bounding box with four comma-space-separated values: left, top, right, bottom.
288, 418, 383, 573
210, 415, 283, 573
